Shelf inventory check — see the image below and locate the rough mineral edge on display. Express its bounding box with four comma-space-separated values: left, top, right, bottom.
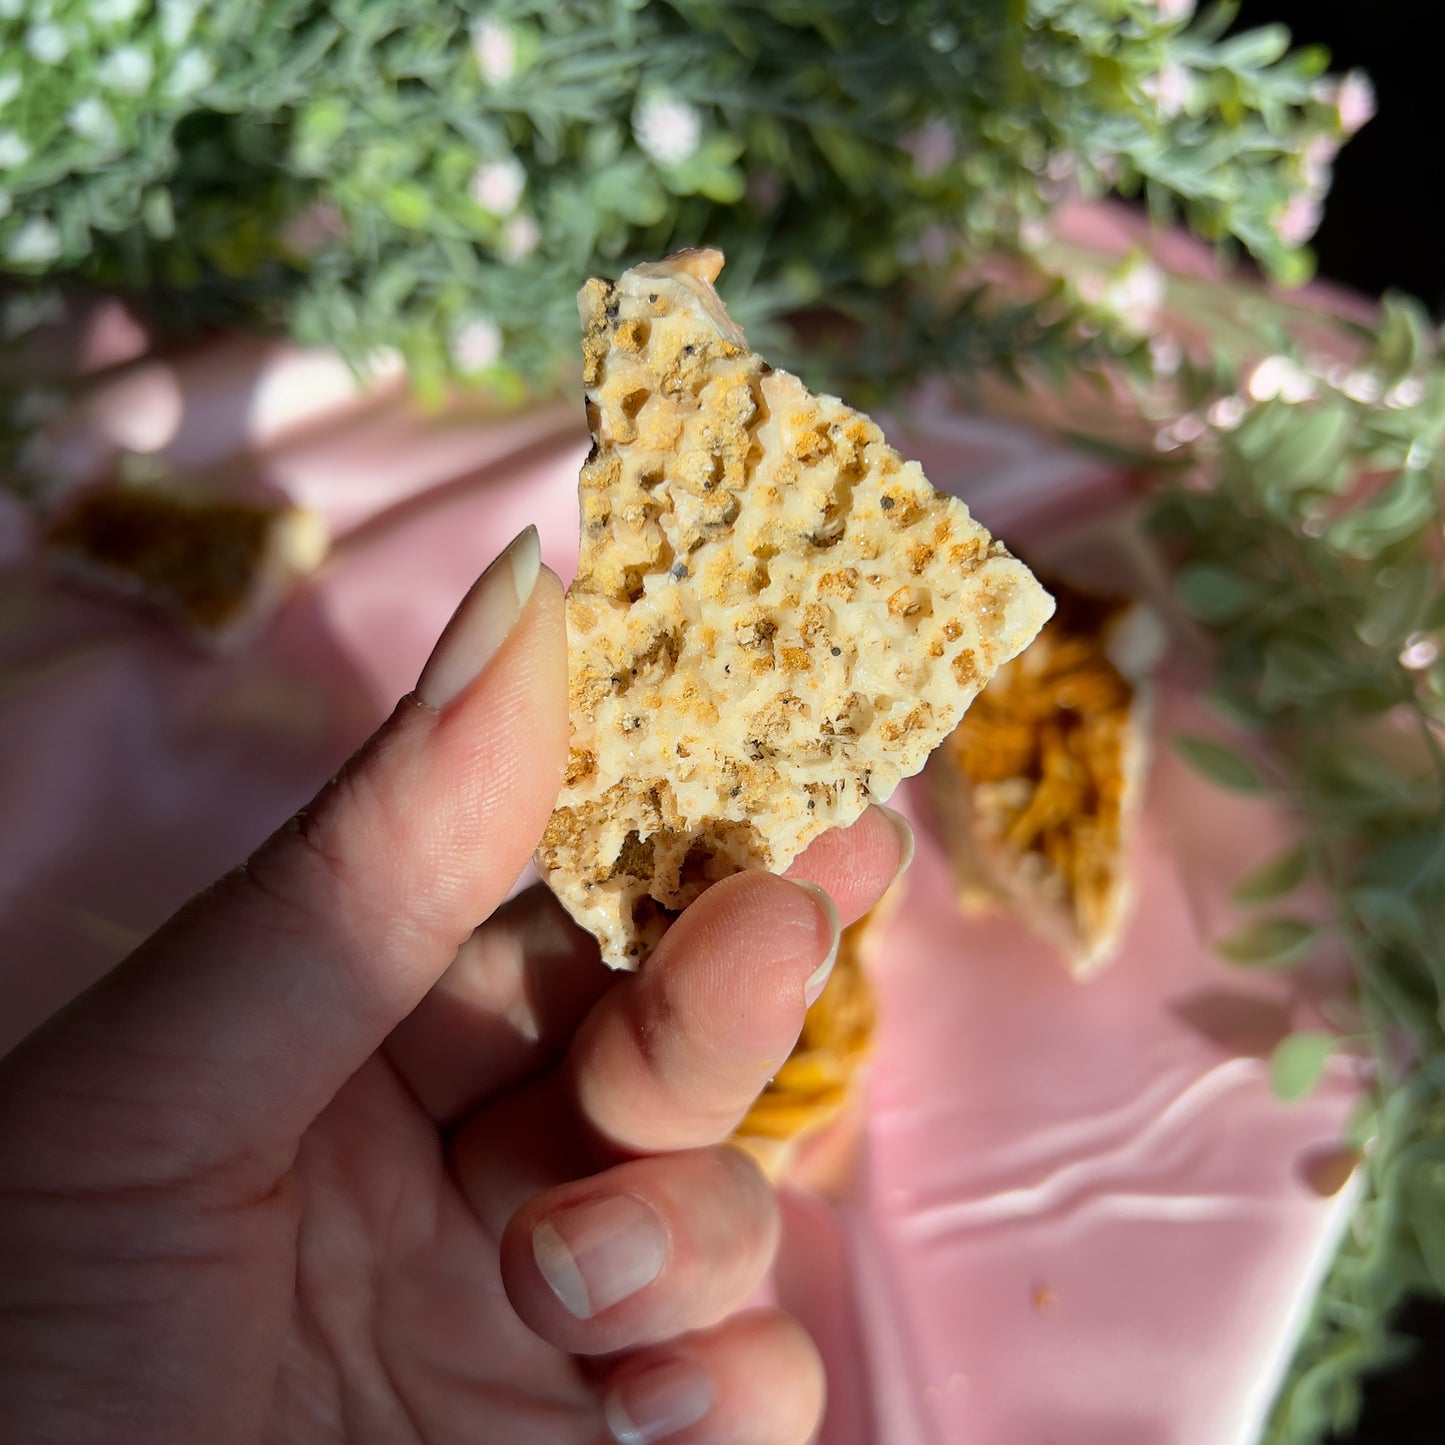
931, 586, 1164, 977
536, 248, 1054, 969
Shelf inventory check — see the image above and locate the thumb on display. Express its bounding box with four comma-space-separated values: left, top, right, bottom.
0, 526, 569, 1188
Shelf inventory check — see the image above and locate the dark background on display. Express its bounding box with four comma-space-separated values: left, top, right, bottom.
1240, 0, 1441, 316
1236, 2, 1443, 1440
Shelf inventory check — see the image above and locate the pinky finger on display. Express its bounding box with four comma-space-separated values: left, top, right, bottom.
600, 1309, 825, 1445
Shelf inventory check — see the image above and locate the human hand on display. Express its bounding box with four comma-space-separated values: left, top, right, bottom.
0, 527, 909, 1445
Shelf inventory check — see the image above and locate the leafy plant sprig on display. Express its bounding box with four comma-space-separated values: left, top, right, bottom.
1, 0, 1366, 409
968, 244, 1445, 1442
1147, 304, 1445, 1443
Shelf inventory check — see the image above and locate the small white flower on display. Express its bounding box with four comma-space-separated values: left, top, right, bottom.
281, 201, 347, 254
1385, 377, 1426, 410
159, 0, 202, 48
1247, 355, 1315, 404
1172, 412, 1206, 444
1400, 634, 1439, 670
1155, 0, 1195, 20
99, 45, 155, 95
91, 0, 146, 24
1042, 152, 1076, 183
6, 216, 63, 265
0, 72, 21, 109
166, 48, 214, 98
633, 96, 702, 168
500, 212, 540, 263
1334, 70, 1376, 134
1340, 370, 1383, 404
1019, 216, 1051, 252
27, 23, 69, 65
1099, 258, 1166, 333
0, 129, 29, 169
450, 317, 503, 372
1149, 334, 1183, 377
471, 20, 518, 86
469, 157, 526, 216
1142, 63, 1191, 118
1208, 395, 1247, 431
69, 98, 118, 145
902, 118, 955, 179
1274, 193, 1322, 247
364, 347, 406, 381
0, 0, 24, 18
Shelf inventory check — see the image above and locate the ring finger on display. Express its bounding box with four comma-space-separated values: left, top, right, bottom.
500, 1144, 777, 1356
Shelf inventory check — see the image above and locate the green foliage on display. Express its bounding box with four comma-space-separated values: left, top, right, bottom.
1173, 733, 1267, 793
1269, 1031, 1334, 1102
0, 0, 1362, 407
1215, 915, 1317, 967
1138, 284, 1445, 1445
1231, 844, 1311, 904
0, 6, 1426, 1441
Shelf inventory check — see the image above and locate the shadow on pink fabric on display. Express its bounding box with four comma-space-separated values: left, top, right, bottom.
0, 272, 1359, 1444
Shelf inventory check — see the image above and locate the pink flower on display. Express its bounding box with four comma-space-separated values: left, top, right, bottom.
1315, 70, 1376, 134
281, 201, 348, 255
470, 158, 526, 217
902, 118, 955, 179
1142, 63, 1191, 118
471, 21, 518, 86
450, 318, 502, 372
1336, 70, 1376, 133
1275, 193, 1322, 248
499, 213, 540, 263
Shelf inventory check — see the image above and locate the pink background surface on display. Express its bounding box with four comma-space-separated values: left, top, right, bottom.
0, 322, 1359, 1444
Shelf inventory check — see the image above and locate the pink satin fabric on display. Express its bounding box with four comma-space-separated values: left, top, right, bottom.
0, 296, 1357, 1444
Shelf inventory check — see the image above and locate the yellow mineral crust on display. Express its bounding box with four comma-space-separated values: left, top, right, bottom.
932, 582, 1159, 976
537, 248, 1054, 969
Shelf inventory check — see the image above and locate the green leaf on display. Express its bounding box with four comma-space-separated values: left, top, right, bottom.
1261, 405, 1351, 494
1215, 916, 1318, 967
1218, 25, 1292, 70
1232, 845, 1311, 905
1173, 734, 1268, 794
1176, 563, 1258, 624
1358, 827, 1445, 895
1328, 469, 1438, 560
382, 182, 432, 229
293, 97, 350, 174
1372, 293, 1430, 385
1351, 885, 1429, 952
1259, 634, 1340, 710
1270, 1032, 1334, 1102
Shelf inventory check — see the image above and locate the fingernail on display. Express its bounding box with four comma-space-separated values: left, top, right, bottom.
605, 1359, 714, 1444
532, 1194, 668, 1320
876, 805, 916, 888
792, 881, 841, 1007
416, 525, 541, 709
